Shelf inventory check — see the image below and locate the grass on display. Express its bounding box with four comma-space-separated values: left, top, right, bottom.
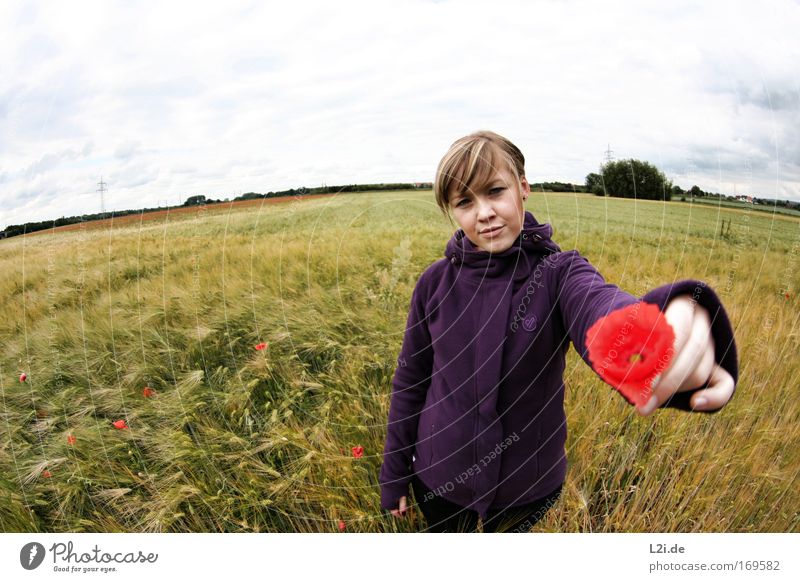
0, 191, 797, 532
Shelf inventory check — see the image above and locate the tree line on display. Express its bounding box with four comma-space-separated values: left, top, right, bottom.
0, 182, 433, 239
585, 159, 800, 210
4, 172, 797, 240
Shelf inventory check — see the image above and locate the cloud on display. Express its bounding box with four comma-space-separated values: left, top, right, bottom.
114, 140, 140, 160
109, 160, 160, 189
22, 144, 93, 178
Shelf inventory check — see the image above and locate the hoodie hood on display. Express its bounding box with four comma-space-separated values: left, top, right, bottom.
444, 210, 562, 282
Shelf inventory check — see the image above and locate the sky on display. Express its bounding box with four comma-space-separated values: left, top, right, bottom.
1, 0, 799, 229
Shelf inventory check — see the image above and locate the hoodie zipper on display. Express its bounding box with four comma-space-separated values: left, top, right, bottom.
471, 293, 481, 494
471, 395, 478, 493
430, 422, 435, 464
470, 287, 489, 495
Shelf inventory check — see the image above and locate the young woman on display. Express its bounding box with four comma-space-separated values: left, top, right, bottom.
379, 130, 738, 532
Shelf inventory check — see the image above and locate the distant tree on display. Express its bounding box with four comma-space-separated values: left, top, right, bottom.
690, 185, 704, 197
184, 195, 207, 206
585, 172, 604, 195
599, 159, 672, 200
236, 192, 265, 201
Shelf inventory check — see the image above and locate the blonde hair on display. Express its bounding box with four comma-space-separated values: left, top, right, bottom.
434, 130, 526, 221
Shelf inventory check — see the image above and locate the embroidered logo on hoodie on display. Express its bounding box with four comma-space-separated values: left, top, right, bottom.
510, 253, 560, 333
522, 314, 538, 332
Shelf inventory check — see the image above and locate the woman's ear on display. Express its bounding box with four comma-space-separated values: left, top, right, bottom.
520, 176, 531, 200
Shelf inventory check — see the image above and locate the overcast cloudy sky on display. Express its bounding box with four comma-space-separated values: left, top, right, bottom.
1, 0, 798, 229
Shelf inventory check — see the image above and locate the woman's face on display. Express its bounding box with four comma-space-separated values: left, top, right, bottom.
448, 165, 530, 253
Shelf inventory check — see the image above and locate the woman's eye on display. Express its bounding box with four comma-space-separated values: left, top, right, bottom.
456, 199, 469, 207
490, 187, 504, 195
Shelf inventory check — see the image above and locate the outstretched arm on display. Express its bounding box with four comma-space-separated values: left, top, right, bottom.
551, 251, 738, 414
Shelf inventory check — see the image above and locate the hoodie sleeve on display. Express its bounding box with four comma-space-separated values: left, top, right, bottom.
379, 273, 434, 511
551, 250, 738, 413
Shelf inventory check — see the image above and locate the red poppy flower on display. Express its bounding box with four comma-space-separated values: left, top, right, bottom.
112, 419, 129, 430
785, 292, 791, 300
67, 434, 76, 445
338, 519, 346, 532
19, 372, 27, 382
585, 302, 675, 407
42, 470, 52, 478
142, 386, 155, 398
351, 445, 364, 458
255, 342, 268, 351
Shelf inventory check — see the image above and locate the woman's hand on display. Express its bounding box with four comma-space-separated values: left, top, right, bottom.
637, 294, 735, 416
390, 496, 408, 518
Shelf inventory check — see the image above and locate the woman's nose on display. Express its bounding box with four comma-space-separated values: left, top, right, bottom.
477, 199, 496, 220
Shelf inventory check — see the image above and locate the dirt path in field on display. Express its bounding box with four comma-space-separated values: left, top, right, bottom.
17, 193, 340, 238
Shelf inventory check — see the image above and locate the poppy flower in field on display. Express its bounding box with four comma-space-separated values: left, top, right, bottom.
585, 301, 676, 407
67, 434, 76, 445
785, 292, 791, 300
42, 470, 52, 478
351, 445, 364, 458
112, 419, 129, 430
142, 386, 155, 398
19, 372, 27, 382
338, 519, 346, 532
255, 342, 268, 351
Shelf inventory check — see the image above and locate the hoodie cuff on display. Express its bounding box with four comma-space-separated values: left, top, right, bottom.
640, 280, 738, 413
380, 479, 412, 512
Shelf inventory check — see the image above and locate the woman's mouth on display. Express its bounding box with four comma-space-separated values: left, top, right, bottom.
480, 225, 504, 238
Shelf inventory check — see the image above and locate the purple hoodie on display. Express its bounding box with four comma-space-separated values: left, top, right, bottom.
379, 210, 738, 520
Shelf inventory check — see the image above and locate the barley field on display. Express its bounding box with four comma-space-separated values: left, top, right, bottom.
1, 191, 797, 533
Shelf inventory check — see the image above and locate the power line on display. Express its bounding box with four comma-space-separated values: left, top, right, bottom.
604, 144, 615, 164
97, 177, 107, 213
